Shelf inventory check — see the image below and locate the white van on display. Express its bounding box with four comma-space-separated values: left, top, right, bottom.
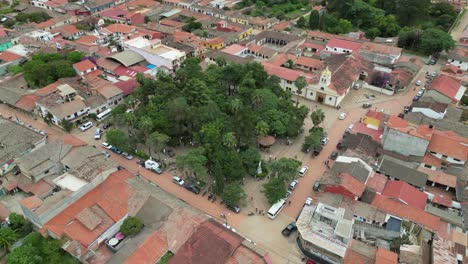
298, 166, 309, 177
79, 121, 93, 132
94, 128, 102, 140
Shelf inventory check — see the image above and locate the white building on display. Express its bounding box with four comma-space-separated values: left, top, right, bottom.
123, 36, 186, 73
447, 46, 468, 71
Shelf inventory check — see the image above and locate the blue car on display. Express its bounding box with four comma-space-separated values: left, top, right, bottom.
110, 146, 123, 154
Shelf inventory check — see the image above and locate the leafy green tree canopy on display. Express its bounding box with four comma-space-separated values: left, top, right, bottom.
268, 158, 301, 181
221, 183, 246, 206
120, 217, 143, 236
263, 178, 287, 205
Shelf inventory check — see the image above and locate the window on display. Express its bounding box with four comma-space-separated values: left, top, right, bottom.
442, 155, 448, 159
320, 87, 324, 90
310, 92, 314, 96
297, 90, 302, 94
453, 158, 461, 162
329, 97, 332, 101
286, 80, 292, 84
424, 164, 432, 168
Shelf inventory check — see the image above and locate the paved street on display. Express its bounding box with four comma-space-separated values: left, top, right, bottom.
0, 70, 426, 264
451, 6, 468, 41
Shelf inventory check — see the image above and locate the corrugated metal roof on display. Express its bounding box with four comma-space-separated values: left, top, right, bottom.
109, 50, 145, 67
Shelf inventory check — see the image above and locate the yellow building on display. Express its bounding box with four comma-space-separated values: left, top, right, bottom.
203, 37, 225, 50
363, 110, 385, 128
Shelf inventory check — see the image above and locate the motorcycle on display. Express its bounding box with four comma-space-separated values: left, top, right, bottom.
208, 193, 213, 200
212, 196, 216, 203
202, 191, 207, 197
248, 212, 254, 216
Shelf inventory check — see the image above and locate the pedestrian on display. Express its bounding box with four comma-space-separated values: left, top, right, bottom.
255, 208, 258, 213
288, 201, 291, 205
251, 196, 253, 201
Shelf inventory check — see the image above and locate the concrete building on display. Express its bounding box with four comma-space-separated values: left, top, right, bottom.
447, 46, 468, 71
427, 129, 468, 166
35, 83, 90, 125
411, 100, 447, 120
296, 202, 354, 264
123, 36, 185, 73
0, 118, 46, 175
18, 144, 118, 228
358, 42, 402, 66
425, 74, 466, 105
381, 116, 433, 157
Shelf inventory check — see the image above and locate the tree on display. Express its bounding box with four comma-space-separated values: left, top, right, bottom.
222, 132, 237, 149
176, 148, 208, 180
296, 16, 306, 28
294, 76, 307, 105
106, 128, 129, 150
263, 178, 287, 204
120, 217, 143, 236
221, 183, 246, 206
7, 244, 42, 264
0, 228, 17, 249
395, 0, 430, 26
60, 119, 73, 133
327, 0, 355, 18
309, 10, 320, 29
66, 51, 84, 64
302, 128, 323, 153
268, 158, 301, 181
255, 120, 269, 136
8, 213, 25, 231
419, 28, 455, 55
240, 147, 261, 175
311, 108, 325, 127
148, 131, 169, 159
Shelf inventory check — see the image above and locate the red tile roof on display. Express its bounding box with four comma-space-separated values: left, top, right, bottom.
44, 170, 134, 247
432, 195, 452, 208
0, 51, 23, 62
371, 194, 440, 232
339, 173, 366, 197
418, 167, 457, 188
386, 116, 434, 140
295, 56, 324, 70
272, 21, 291, 31
365, 173, 388, 194
59, 25, 81, 35
124, 232, 168, 264
326, 38, 363, 53
160, 19, 185, 28
329, 55, 374, 95
168, 219, 243, 264
35, 81, 61, 97
34, 19, 55, 29
427, 130, 468, 161
298, 42, 325, 52
366, 110, 385, 121
221, 44, 247, 55
428, 74, 463, 102
115, 79, 139, 96
204, 37, 224, 46
247, 43, 262, 53
261, 62, 318, 83
104, 24, 135, 34
350, 122, 384, 142
375, 247, 398, 264
73, 59, 96, 73
75, 35, 98, 45
63, 134, 87, 147
382, 181, 427, 210
15, 94, 40, 112
422, 153, 443, 168
267, 53, 297, 66
20, 196, 43, 210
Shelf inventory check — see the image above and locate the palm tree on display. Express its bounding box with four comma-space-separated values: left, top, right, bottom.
255, 121, 269, 137
148, 131, 170, 160
294, 76, 307, 106
230, 98, 242, 115
0, 228, 17, 249
311, 108, 325, 128
251, 91, 264, 110
222, 132, 237, 149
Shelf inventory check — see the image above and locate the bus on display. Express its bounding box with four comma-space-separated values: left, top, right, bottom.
267, 199, 286, 219
96, 108, 112, 122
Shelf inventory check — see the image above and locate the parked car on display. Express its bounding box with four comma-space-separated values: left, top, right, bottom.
102, 123, 112, 129
321, 137, 329, 145
226, 204, 241, 213
285, 191, 292, 200
362, 103, 372, 109
403, 106, 411, 114
101, 142, 112, 149
413, 95, 420, 102
415, 80, 422, 86
338, 113, 347, 120
288, 180, 298, 190
281, 222, 297, 236
298, 166, 309, 177
417, 90, 424, 97
184, 183, 201, 194
102, 151, 111, 157
94, 128, 102, 140
313, 181, 320, 191
345, 124, 354, 134
336, 140, 343, 150
121, 152, 134, 160
304, 197, 313, 206
110, 146, 123, 154
172, 176, 184, 186
330, 151, 338, 160
398, 113, 405, 118
79, 121, 93, 132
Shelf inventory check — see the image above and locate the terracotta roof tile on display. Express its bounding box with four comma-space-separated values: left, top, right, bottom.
326, 38, 363, 53
261, 62, 318, 83
20, 196, 43, 210
160, 19, 185, 28
204, 37, 225, 46
295, 56, 324, 70
339, 173, 366, 197
15, 94, 40, 112
76, 207, 102, 230
366, 110, 385, 121
0, 203, 10, 221
44, 170, 134, 246
298, 42, 325, 52
418, 167, 457, 188
422, 153, 443, 168
371, 194, 440, 232
34, 19, 55, 29
0, 51, 23, 62
351, 122, 384, 142
104, 24, 135, 34
382, 181, 427, 210
75, 35, 98, 45
428, 74, 463, 102
124, 232, 168, 264
365, 173, 388, 194
329, 55, 374, 95
73, 59, 96, 73
375, 247, 397, 264
386, 116, 434, 140
432, 195, 452, 208
35, 81, 61, 97
427, 130, 468, 161
221, 44, 247, 55
268, 53, 297, 66
359, 41, 402, 56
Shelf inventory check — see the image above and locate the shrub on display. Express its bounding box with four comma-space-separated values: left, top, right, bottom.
120, 217, 143, 236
